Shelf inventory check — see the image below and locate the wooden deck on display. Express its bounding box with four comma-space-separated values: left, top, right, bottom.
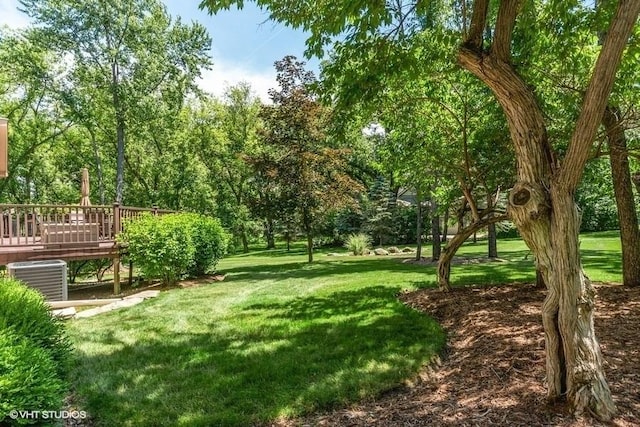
0, 239, 118, 265
0, 203, 172, 265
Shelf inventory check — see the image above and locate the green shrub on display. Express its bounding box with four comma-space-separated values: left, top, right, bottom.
0, 278, 72, 425
119, 213, 195, 285
119, 213, 229, 284
0, 278, 72, 378
0, 332, 66, 424
344, 233, 371, 255
185, 214, 228, 277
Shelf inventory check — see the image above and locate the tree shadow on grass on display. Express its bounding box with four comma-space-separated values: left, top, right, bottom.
69, 286, 445, 427
220, 257, 431, 283
580, 249, 622, 280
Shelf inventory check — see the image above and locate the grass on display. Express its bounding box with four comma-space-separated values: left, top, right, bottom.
66, 231, 622, 426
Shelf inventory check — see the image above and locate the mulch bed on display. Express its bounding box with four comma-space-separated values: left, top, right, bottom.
272, 284, 640, 427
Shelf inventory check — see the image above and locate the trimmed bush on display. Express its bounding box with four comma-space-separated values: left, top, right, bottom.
119, 213, 195, 285
344, 233, 371, 256
119, 213, 228, 284
0, 332, 66, 423
185, 214, 228, 277
0, 278, 72, 378
0, 278, 72, 425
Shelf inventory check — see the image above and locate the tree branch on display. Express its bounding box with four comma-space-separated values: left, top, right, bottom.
465, 0, 490, 49
558, 0, 640, 192
492, 0, 521, 62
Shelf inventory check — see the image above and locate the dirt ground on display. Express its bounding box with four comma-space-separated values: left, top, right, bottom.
272, 283, 640, 427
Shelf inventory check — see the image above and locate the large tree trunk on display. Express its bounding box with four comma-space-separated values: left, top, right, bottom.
265, 219, 276, 250
457, 0, 639, 415
509, 186, 615, 418
604, 106, 640, 287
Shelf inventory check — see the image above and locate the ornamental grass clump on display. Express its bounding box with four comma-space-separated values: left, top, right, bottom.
344, 233, 371, 256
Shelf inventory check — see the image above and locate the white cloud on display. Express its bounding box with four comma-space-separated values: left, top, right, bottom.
0, 1, 280, 103
198, 59, 277, 103
0, 0, 30, 29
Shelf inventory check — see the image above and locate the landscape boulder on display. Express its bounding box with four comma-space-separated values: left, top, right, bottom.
374, 248, 390, 256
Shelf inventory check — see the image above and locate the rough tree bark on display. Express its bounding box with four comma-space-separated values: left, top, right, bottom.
603, 105, 640, 287
458, 0, 639, 419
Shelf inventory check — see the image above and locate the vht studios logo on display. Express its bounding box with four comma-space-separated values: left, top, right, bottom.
8, 410, 87, 420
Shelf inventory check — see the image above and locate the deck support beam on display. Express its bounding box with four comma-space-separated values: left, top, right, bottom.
113, 255, 121, 295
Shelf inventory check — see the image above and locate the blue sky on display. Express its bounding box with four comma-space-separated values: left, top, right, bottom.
164, 1, 320, 100
0, 0, 321, 101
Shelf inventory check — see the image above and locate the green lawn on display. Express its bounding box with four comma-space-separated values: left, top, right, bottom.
66, 231, 622, 426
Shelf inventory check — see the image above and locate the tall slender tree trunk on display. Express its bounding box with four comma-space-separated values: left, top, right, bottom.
306, 232, 313, 263
431, 214, 441, 261
487, 195, 498, 258
441, 207, 449, 242
487, 223, 497, 257
241, 226, 249, 253
111, 62, 125, 204
456, 201, 465, 235
88, 126, 105, 205
304, 210, 313, 263
416, 191, 423, 260
603, 105, 640, 287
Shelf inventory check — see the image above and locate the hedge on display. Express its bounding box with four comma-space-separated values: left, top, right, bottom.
0, 278, 72, 425
118, 212, 229, 284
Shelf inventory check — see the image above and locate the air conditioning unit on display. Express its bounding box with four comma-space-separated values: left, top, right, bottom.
8, 260, 68, 301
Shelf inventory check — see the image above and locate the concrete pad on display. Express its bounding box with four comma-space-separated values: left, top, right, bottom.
75, 297, 145, 318
64, 289, 161, 319
52, 307, 76, 319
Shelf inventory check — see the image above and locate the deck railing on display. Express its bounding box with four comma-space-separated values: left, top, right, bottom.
0, 203, 174, 248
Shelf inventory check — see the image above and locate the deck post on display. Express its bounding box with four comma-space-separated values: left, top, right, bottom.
113, 255, 121, 295
113, 202, 121, 235
113, 202, 121, 295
